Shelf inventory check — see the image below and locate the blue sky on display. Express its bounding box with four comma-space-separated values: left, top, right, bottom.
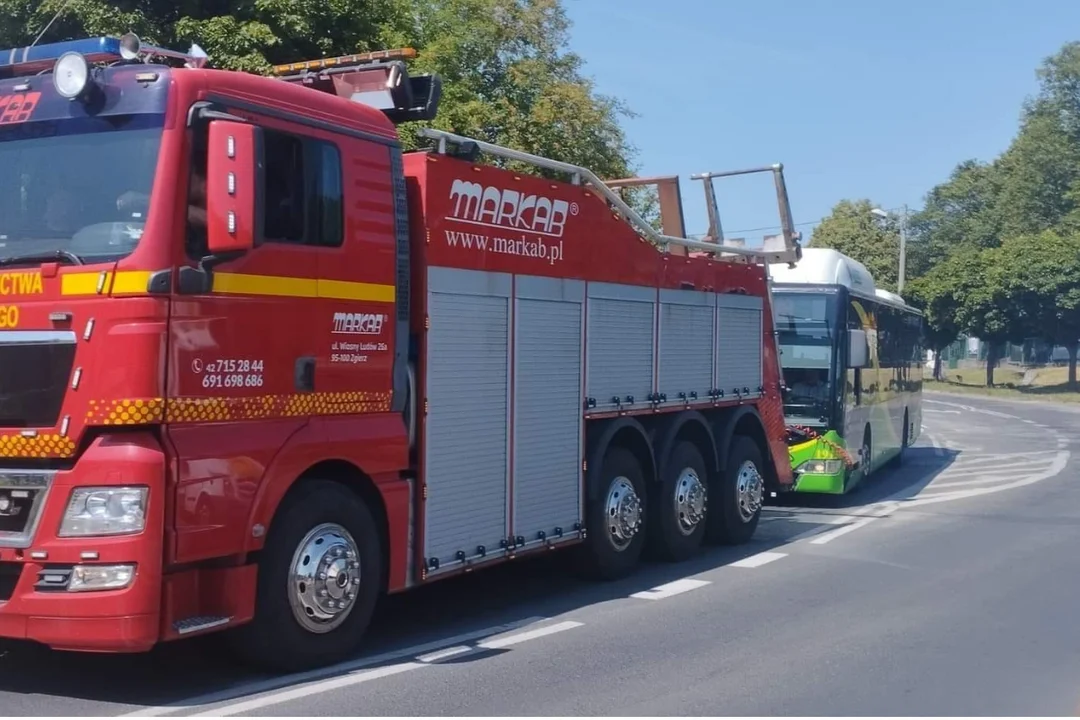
564, 0, 1080, 246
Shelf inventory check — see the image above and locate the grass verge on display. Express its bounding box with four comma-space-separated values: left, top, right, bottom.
925, 365, 1080, 403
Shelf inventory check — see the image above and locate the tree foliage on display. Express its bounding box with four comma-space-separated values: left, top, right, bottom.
0, 0, 655, 212
807, 198, 900, 292
816, 40, 1080, 388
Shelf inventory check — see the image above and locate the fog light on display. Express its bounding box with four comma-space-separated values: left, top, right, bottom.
53, 52, 91, 99
68, 564, 135, 592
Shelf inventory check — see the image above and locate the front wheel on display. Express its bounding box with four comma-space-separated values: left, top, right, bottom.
226, 479, 383, 672
705, 435, 766, 546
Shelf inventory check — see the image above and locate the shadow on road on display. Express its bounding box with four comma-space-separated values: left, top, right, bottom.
0, 443, 963, 713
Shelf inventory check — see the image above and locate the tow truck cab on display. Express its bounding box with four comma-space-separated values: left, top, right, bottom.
0, 34, 436, 652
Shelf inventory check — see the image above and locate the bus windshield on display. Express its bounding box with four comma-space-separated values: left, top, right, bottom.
774, 290, 839, 420
0, 114, 163, 265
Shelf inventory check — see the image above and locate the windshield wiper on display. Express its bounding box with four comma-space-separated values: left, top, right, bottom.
0, 249, 85, 267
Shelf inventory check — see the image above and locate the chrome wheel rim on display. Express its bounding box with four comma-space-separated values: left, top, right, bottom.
735, 461, 763, 522
288, 522, 362, 634
605, 477, 642, 551
674, 467, 707, 535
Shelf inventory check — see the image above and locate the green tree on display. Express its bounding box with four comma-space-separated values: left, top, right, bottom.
905, 159, 1004, 277
0, 0, 658, 216
998, 231, 1080, 389
906, 270, 962, 381
950, 246, 1033, 387
808, 198, 900, 292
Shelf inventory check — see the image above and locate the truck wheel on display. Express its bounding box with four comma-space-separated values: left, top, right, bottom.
705, 435, 765, 546
649, 440, 708, 562
227, 479, 383, 672
573, 445, 647, 581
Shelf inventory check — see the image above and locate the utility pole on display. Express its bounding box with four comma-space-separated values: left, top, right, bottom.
898, 203, 908, 294
870, 204, 909, 294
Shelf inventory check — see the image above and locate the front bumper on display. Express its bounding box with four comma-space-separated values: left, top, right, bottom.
788, 429, 850, 495
0, 432, 164, 652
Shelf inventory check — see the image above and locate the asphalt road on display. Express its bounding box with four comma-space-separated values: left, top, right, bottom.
2, 391, 1078, 716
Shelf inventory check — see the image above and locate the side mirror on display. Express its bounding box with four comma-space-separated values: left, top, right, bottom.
206, 120, 263, 256
848, 328, 869, 368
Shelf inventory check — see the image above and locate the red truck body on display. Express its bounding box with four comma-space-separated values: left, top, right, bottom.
0, 35, 799, 669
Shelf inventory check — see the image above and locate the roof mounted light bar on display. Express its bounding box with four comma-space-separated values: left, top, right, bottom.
0, 33, 208, 79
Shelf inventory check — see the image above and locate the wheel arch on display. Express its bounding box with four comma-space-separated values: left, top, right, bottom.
651, 410, 719, 481
585, 416, 655, 501
251, 458, 391, 592
712, 405, 777, 488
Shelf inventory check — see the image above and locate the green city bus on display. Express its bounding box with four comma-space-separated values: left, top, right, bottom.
770, 248, 924, 494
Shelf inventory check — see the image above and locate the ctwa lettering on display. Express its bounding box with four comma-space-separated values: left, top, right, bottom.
0, 271, 43, 296
448, 179, 573, 238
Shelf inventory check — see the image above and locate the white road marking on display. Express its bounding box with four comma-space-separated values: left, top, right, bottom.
190, 662, 426, 717
477, 620, 583, 649
728, 551, 787, 567
808, 516, 877, 545
183, 620, 584, 717
905, 450, 1069, 506
631, 578, 711, 600
124, 616, 549, 717
793, 398, 1070, 547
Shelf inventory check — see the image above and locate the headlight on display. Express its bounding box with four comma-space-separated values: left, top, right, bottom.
58, 486, 148, 537
796, 459, 844, 475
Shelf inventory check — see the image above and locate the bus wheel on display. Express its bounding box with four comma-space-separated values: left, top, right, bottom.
649, 440, 709, 562
227, 479, 383, 672
890, 411, 909, 468
705, 435, 765, 546
575, 445, 647, 581
860, 428, 873, 480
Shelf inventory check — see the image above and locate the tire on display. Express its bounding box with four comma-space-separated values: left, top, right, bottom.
648, 440, 709, 562
860, 427, 873, 479
573, 445, 647, 581
226, 479, 383, 672
705, 435, 766, 546
889, 411, 909, 468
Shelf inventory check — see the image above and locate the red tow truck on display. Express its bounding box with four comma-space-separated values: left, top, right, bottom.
0, 33, 801, 670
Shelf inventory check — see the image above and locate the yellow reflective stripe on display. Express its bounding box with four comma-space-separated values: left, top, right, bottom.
60, 270, 153, 296
60, 271, 106, 296
211, 272, 318, 297
317, 278, 395, 303
212, 273, 394, 302
111, 271, 153, 294
59, 270, 395, 301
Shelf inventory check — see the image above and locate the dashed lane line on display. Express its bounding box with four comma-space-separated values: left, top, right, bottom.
631, 578, 711, 600
728, 551, 788, 568
124, 616, 551, 717
184, 620, 585, 717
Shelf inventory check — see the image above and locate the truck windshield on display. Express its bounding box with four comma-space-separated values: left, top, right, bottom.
0, 114, 163, 265
773, 290, 838, 420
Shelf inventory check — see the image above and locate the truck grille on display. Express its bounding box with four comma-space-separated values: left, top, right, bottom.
0, 330, 77, 428
0, 473, 53, 548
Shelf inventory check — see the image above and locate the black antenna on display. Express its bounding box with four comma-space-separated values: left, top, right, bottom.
29, 0, 73, 48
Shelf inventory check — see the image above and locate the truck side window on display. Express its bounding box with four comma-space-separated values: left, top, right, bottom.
261, 129, 343, 248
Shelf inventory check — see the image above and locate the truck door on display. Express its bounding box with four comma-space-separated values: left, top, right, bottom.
165, 112, 324, 565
